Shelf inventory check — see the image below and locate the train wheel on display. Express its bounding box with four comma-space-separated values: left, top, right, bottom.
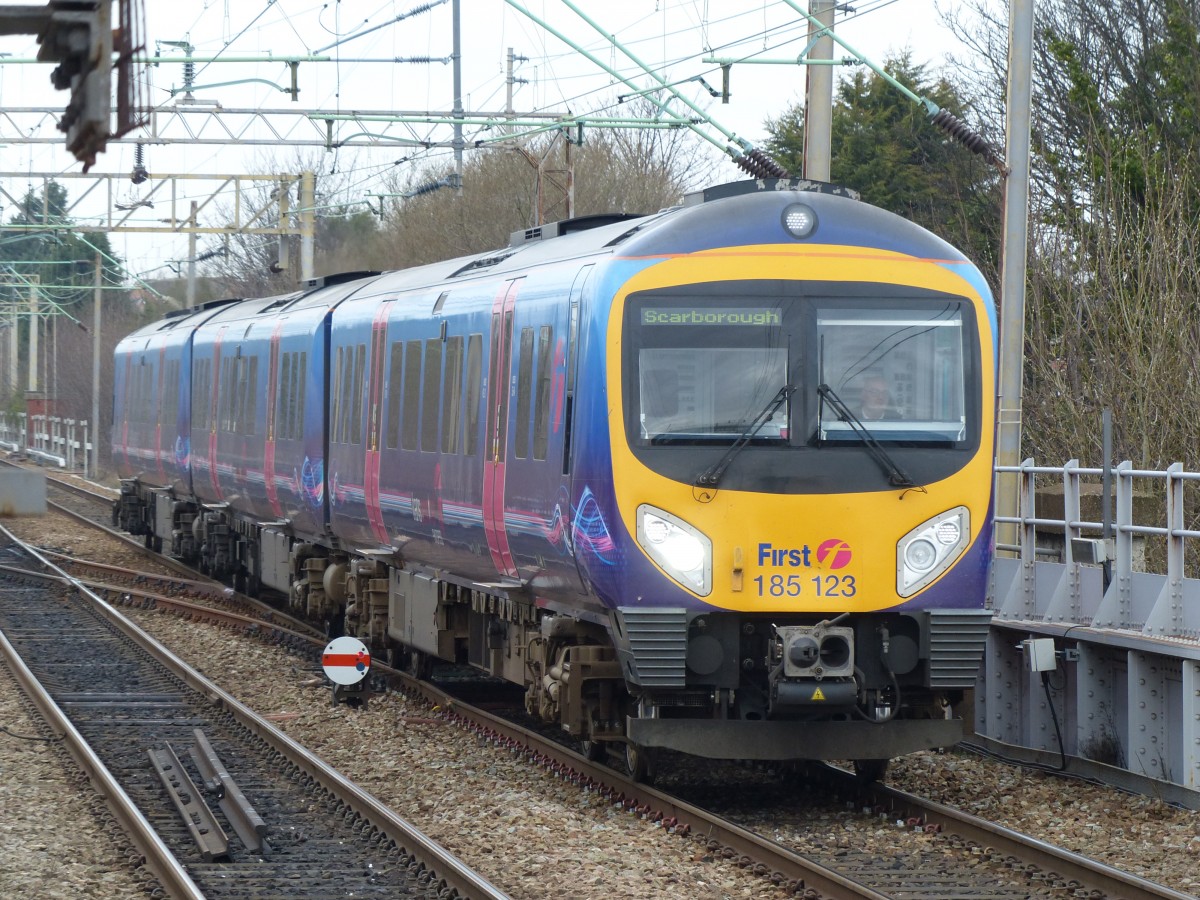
407, 650, 432, 681
579, 739, 606, 762
624, 742, 655, 784
853, 758, 889, 783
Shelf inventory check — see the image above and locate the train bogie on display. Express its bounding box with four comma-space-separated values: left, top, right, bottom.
113, 179, 997, 772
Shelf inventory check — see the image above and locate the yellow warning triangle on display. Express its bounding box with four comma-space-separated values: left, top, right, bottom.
811, 687, 826, 701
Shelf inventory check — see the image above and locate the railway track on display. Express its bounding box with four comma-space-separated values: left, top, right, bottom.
0, 523, 507, 900
7, 459, 324, 637
7, 464, 1194, 898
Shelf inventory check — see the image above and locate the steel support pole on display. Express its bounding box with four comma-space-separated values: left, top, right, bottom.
299, 171, 315, 283
92, 254, 101, 478
451, 0, 464, 192
27, 281, 38, 393
187, 201, 198, 307
995, 0, 1035, 554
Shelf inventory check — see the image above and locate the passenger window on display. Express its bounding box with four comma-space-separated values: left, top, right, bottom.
331, 347, 344, 443
246, 357, 258, 436
350, 343, 366, 445
338, 347, 354, 444
402, 341, 422, 450
465, 333, 482, 456
515, 326, 534, 459
421, 337, 442, 452
442, 336, 464, 454
295, 353, 307, 439
385, 341, 403, 450
278, 352, 292, 439
533, 325, 553, 460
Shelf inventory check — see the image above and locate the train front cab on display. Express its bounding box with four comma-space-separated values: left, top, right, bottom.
598, 203, 997, 767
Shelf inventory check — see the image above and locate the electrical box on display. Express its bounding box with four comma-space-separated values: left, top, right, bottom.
1022, 637, 1058, 672
1070, 537, 1109, 564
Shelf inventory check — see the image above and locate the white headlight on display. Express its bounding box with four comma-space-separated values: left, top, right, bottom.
660, 533, 705, 572
936, 520, 961, 545
637, 506, 712, 596
896, 507, 970, 597
904, 538, 937, 572
782, 203, 817, 239
643, 516, 671, 544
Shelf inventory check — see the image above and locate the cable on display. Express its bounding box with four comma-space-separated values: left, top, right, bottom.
1041, 670, 1069, 772
1, 724, 62, 743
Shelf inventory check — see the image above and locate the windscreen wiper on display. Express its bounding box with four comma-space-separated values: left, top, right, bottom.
817, 383, 916, 488
694, 385, 795, 491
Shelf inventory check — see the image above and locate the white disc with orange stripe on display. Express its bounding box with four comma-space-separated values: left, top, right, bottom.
321, 636, 371, 685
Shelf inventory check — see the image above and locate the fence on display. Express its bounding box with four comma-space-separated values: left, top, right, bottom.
984, 458, 1200, 802
0, 412, 93, 475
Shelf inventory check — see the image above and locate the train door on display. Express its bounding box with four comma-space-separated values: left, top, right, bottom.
363, 300, 395, 545
487, 270, 585, 587
263, 320, 285, 519
483, 279, 521, 578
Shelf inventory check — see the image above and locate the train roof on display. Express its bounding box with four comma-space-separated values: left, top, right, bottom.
122, 178, 973, 337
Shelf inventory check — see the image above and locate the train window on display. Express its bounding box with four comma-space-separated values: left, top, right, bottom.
421, 337, 442, 452
246, 357, 259, 436
533, 325, 553, 460
234, 357, 244, 434
385, 341, 403, 450
219, 358, 233, 432
465, 333, 482, 456
340, 347, 356, 444
816, 303, 968, 444
514, 327, 534, 459
203, 359, 214, 432
193, 360, 205, 431
331, 347, 345, 443
402, 341, 422, 451
350, 343, 366, 445
164, 360, 179, 429
278, 352, 292, 440
295, 353, 307, 439
441, 335, 464, 454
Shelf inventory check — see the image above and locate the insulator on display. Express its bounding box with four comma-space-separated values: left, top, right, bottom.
733, 153, 754, 177
931, 108, 1005, 170
748, 148, 791, 178
131, 143, 148, 184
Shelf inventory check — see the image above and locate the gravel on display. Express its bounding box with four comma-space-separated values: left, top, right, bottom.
2, 506, 1198, 898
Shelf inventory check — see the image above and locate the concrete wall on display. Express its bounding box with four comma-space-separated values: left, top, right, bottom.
0, 468, 47, 516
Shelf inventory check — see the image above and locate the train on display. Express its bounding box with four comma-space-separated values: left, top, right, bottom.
112, 178, 996, 780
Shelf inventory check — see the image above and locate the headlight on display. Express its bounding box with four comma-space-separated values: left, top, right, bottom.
636, 505, 712, 596
781, 203, 817, 239
896, 507, 970, 597
904, 538, 938, 572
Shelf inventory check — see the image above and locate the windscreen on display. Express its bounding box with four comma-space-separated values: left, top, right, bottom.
816, 304, 966, 442
622, 285, 981, 492
635, 305, 789, 443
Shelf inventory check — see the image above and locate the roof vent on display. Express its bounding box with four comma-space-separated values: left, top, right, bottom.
300, 270, 382, 290
683, 178, 860, 206
508, 213, 643, 247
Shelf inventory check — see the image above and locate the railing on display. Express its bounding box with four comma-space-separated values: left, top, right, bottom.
993, 458, 1200, 639
985, 458, 1200, 800
0, 412, 93, 476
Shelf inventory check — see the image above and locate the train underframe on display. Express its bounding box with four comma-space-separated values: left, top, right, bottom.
117, 481, 990, 777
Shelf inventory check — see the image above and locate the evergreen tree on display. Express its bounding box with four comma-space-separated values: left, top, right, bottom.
3, 180, 124, 315
763, 54, 1002, 285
